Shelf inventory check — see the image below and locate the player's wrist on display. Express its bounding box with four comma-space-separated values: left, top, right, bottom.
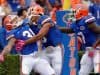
0, 53, 5, 62
1, 50, 6, 56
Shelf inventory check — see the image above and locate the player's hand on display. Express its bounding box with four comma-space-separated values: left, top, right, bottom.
88, 51, 94, 57
15, 40, 25, 51
0, 54, 4, 63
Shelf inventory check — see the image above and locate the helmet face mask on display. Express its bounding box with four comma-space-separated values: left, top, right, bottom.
5, 24, 13, 31
28, 5, 44, 16
28, 5, 44, 23
3, 15, 22, 30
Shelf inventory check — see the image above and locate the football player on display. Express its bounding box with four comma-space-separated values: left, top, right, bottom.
59, 4, 100, 75
0, 14, 55, 75
89, 0, 100, 25
17, 5, 64, 75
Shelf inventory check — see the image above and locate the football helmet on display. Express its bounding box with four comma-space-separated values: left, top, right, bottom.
3, 15, 19, 30
28, 5, 44, 16
73, 4, 89, 20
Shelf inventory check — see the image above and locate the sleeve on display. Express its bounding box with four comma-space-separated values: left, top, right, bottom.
6, 30, 16, 40
0, 28, 7, 47
38, 15, 54, 26
85, 15, 96, 24
41, 16, 52, 24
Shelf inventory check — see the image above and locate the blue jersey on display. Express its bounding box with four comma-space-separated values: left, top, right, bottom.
0, 27, 7, 47
89, 4, 100, 25
71, 15, 97, 48
6, 22, 38, 55
37, 15, 63, 47
0, 27, 7, 51
0, 27, 17, 54
29, 25, 40, 34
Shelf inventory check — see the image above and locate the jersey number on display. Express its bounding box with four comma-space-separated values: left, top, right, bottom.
23, 29, 35, 38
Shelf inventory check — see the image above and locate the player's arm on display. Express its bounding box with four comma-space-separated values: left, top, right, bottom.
58, 27, 74, 33
93, 39, 100, 48
87, 22, 100, 33
25, 22, 52, 45
1, 38, 16, 56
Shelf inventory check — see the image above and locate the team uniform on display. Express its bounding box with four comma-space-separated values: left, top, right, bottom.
34, 15, 63, 75
70, 15, 99, 75
89, 4, 100, 25
89, 3, 100, 43
0, 27, 7, 51
6, 20, 55, 75
0, 27, 17, 54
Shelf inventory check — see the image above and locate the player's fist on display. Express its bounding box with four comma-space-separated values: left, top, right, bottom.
15, 40, 25, 51
0, 54, 4, 63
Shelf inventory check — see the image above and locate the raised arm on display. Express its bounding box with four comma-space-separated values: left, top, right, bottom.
1, 38, 16, 55
25, 22, 51, 45
58, 27, 74, 33
0, 38, 16, 62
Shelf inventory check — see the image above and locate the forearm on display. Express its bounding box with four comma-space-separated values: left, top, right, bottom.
88, 23, 100, 33
1, 38, 16, 55
25, 33, 44, 45
93, 26, 100, 33
8, 38, 16, 46
1, 45, 12, 55
59, 27, 74, 33
93, 39, 100, 47
25, 23, 51, 45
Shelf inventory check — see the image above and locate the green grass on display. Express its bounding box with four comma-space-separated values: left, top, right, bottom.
0, 52, 96, 75
0, 55, 20, 75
